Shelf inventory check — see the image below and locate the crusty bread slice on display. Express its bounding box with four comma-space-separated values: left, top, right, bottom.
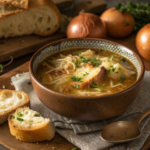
70, 66, 106, 88
0, 0, 61, 38
8, 106, 55, 142
0, 0, 28, 9
0, 90, 30, 124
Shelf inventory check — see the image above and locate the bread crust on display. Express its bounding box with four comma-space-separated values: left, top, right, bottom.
8, 107, 55, 142
0, 90, 30, 124
0, 0, 29, 9
0, 0, 61, 36
0, 3, 23, 18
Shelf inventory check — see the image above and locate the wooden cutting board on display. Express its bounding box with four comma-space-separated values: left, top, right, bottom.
0, 34, 150, 150
0, 33, 66, 63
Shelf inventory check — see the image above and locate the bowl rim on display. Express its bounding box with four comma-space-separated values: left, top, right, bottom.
29, 38, 145, 99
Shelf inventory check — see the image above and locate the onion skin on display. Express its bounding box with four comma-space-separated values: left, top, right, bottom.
100, 8, 135, 38
67, 13, 106, 38
136, 24, 150, 61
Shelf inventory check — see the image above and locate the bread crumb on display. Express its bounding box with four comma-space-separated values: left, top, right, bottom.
36, 142, 38, 144
21, 40, 24, 43
10, 82, 14, 86
2, 85, 5, 89
46, 143, 49, 145
52, 147, 56, 150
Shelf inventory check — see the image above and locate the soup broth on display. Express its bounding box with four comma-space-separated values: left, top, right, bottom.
36, 49, 137, 97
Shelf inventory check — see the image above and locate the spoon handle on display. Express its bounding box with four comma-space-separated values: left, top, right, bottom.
135, 109, 150, 124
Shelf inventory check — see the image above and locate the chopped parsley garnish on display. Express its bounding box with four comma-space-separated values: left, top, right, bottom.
120, 75, 126, 82
90, 81, 105, 90
80, 56, 89, 63
0, 64, 3, 72
34, 114, 40, 117
107, 69, 111, 74
110, 56, 114, 61
112, 67, 116, 72
71, 148, 78, 150
71, 76, 81, 81
75, 84, 79, 88
110, 65, 113, 67
124, 23, 130, 26
17, 117, 24, 121
90, 57, 100, 67
119, 68, 121, 70
79, 81, 83, 83
115, 72, 119, 73
74, 60, 80, 68
83, 72, 89, 76
121, 57, 126, 62
79, 55, 100, 67
42, 62, 47, 66
12, 116, 15, 119
17, 112, 22, 117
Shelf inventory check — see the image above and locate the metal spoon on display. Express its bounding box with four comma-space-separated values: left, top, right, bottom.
100, 109, 150, 143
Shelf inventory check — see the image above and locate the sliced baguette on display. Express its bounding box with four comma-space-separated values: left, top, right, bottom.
0, 0, 28, 9
0, 0, 61, 38
0, 3, 22, 17
0, 90, 30, 124
8, 106, 55, 142
70, 66, 106, 88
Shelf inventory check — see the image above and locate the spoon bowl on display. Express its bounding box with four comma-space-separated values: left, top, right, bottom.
101, 120, 141, 143
101, 109, 150, 143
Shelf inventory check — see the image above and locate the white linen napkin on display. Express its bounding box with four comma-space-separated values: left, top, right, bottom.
11, 71, 150, 150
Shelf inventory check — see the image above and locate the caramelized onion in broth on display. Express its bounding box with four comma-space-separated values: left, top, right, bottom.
36, 49, 137, 97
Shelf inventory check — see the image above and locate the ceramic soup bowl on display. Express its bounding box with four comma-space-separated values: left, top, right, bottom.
29, 38, 144, 121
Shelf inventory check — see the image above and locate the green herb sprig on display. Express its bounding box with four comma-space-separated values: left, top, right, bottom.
0, 64, 3, 72
17, 112, 22, 117
90, 57, 100, 67
83, 72, 89, 76
90, 81, 105, 90
34, 114, 40, 117
75, 84, 79, 88
80, 56, 89, 63
17, 117, 24, 121
120, 75, 126, 82
110, 56, 114, 62
121, 57, 126, 62
124, 23, 130, 26
74, 60, 80, 68
115, 2, 150, 32
79, 54, 100, 67
71, 148, 78, 150
112, 67, 116, 72
71, 76, 81, 81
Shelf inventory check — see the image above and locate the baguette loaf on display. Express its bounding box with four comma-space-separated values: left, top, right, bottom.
8, 106, 55, 142
0, 0, 61, 38
0, 0, 28, 9
0, 90, 30, 124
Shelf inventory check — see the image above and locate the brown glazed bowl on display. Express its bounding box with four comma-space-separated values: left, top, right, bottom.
29, 38, 145, 121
